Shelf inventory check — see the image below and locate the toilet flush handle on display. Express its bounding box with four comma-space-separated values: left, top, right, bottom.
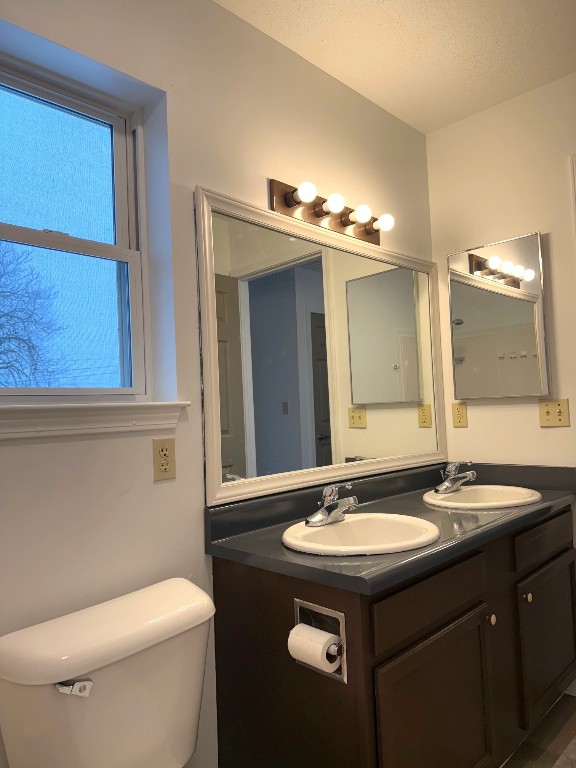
55, 678, 94, 697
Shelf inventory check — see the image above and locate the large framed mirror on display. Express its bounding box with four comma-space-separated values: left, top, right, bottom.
196, 187, 446, 505
448, 233, 549, 399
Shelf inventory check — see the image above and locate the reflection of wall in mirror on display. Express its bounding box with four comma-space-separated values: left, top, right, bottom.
451, 279, 541, 398
242, 261, 326, 477
212, 212, 318, 278
249, 269, 302, 475
323, 248, 437, 464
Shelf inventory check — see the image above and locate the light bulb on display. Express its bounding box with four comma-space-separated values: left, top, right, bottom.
284, 181, 318, 207
524, 268, 535, 282
350, 204, 372, 224
488, 255, 502, 270
296, 181, 317, 203
315, 192, 346, 217
326, 193, 345, 214
514, 264, 525, 278
374, 213, 395, 232
502, 261, 515, 275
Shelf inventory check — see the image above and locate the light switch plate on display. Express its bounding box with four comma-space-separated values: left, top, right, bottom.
348, 406, 367, 429
153, 437, 176, 481
539, 399, 570, 427
418, 404, 432, 428
452, 402, 468, 428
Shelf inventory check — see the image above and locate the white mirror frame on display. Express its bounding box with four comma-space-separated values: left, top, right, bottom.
195, 187, 447, 506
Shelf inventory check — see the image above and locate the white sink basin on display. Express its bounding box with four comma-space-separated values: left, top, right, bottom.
282, 513, 440, 556
422, 485, 542, 510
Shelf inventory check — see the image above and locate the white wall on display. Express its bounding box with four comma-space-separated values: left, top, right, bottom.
427, 72, 576, 466
0, 2, 432, 766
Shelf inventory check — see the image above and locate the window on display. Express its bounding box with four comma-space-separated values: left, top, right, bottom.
0, 71, 144, 396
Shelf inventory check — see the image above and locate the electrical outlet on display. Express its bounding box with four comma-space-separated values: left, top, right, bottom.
348, 406, 367, 429
452, 402, 468, 428
539, 399, 570, 427
418, 404, 432, 428
153, 437, 176, 481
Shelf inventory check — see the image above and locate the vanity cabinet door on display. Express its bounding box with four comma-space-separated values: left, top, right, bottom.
375, 604, 494, 768
517, 548, 576, 729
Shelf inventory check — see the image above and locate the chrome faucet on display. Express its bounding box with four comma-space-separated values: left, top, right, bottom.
305, 483, 359, 527
434, 461, 477, 494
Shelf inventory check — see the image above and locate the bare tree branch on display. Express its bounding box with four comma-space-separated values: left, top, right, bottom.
0, 242, 63, 387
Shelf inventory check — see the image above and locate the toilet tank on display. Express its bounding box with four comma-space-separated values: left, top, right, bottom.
0, 578, 215, 768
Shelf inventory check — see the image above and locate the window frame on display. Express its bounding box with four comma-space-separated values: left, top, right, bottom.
0, 68, 146, 399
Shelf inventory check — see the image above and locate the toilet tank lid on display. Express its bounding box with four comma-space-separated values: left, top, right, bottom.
0, 578, 215, 685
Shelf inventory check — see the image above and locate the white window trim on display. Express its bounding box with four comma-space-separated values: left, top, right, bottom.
0, 401, 191, 440
0, 70, 148, 400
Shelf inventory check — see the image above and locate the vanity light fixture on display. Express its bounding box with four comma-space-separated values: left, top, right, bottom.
269, 178, 395, 245
468, 252, 535, 289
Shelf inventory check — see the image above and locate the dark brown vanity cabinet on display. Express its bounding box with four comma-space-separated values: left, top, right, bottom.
212, 507, 575, 768
371, 551, 495, 768
516, 513, 576, 728
375, 604, 494, 768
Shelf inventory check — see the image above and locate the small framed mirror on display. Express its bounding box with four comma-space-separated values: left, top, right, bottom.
448, 233, 549, 399
196, 187, 446, 505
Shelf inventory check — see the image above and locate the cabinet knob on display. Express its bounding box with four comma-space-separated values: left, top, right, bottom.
522, 592, 533, 603
486, 614, 497, 626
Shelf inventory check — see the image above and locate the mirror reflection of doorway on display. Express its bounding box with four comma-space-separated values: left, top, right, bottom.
216, 257, 327, 481
310, 312, 332, 466
246, 258, 326, 476
215, 273, 247, 482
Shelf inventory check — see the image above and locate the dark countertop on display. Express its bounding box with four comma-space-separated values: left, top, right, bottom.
207, 488, 575, 595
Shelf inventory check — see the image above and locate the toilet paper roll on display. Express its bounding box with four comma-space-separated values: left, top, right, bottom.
287, 624, 342, 673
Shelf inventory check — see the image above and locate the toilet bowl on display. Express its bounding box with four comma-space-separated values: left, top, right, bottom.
0, 578, 215, 768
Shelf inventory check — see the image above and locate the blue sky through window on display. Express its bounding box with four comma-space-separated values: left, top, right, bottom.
0, 83, 129, 389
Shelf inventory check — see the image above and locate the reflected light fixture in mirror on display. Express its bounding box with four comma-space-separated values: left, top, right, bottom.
269, 179, 394, 246
469, 251, 536, 289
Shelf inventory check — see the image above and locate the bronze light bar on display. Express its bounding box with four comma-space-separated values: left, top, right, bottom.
468, 252, 521, 289
269, 179, 391, 246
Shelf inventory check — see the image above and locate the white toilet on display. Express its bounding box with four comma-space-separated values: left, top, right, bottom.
0, 578, 215, 768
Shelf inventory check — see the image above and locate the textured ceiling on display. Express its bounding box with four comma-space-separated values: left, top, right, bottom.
212, 0, 576, 133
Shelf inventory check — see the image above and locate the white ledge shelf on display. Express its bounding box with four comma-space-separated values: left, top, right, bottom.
0, 401, 191, 440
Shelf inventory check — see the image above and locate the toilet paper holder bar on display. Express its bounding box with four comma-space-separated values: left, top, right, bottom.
293, 598, 347, 683
327, 642, 342, 659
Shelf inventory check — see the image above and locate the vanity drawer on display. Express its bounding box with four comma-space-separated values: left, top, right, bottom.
514, 509, 573, 573
372, 553, 486, 657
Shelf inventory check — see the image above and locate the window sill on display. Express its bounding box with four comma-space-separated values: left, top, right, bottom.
0, 401, 191, 440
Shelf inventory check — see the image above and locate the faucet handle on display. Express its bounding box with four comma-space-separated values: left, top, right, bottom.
321, 482, 353, 505
442, 460, 472, 479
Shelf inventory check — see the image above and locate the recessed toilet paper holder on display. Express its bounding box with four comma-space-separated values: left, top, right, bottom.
293, 598, 347, 683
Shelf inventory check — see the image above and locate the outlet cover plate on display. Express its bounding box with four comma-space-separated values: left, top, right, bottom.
418, 404, 432, 428
348, 406, 367, 429
539, 399, 570, 427
452, 402, 468, 428
153, 437, 176, 481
